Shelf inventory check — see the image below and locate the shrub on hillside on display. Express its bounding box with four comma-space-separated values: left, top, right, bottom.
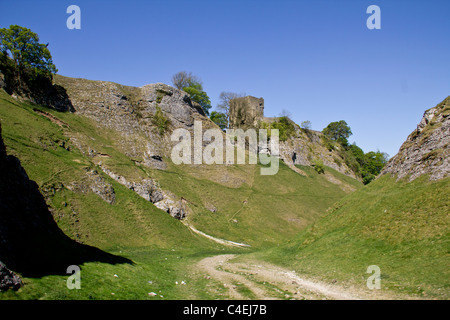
312, 159, 325, 174
152, 106, 170, 135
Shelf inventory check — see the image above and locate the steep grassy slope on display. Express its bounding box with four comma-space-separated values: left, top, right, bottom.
0, 90, 203, 251
258, 116, 449, 300
0, 89, 220, 299
0, 88, 362, 299
151, 160, 361, 249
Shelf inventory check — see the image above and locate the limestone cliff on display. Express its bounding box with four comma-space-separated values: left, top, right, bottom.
54, 75, 213, 167
381, 96, 450, 181
278, 129, 359, 180
229, 96, 359, 180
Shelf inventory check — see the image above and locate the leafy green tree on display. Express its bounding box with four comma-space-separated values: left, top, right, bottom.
364, 151, 389, 176
0, 25, 57, 86
312, 159, 325, 174
347, 144, 389, 184
348, 143, 365, 166
210, 111, 227, 130
361, 171, 376, 185
323, 120, 352, 145
171, 71, 211, 116
183, 82, 211, 116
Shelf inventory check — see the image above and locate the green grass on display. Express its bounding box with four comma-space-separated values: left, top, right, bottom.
9, 87, 448, 300
0, 88, 364, 299
0, 247, 246, 300
148, 159, 361, 249
257, 174, 450, 299
0, 89, 224, 299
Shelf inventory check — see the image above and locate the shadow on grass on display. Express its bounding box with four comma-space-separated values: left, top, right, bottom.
0, 123, 132, 278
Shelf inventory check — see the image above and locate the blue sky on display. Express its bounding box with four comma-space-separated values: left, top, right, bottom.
1, 0, 449, 158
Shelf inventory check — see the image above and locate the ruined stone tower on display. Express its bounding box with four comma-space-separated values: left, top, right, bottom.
229, 96, 264, 129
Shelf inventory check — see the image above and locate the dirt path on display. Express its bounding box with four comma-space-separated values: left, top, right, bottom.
197, 254, 366, 300
183, 223, 251, 248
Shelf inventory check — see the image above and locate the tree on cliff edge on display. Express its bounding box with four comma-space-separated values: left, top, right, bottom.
171, 71, 211, 116
216, 91, 245, 128
322, 120, 352, 146
0, 25, 57, 89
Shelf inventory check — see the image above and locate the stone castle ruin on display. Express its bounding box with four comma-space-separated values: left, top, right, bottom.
229, 96, 265, 129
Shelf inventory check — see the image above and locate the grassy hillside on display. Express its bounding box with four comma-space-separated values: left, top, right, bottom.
0, 88, 362, 299
258, 174, 449, 299
151, 160, 361, 249
0, 89, 225, 299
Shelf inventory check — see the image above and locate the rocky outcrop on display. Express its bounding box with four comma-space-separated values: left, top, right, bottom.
0, 262, 22, 291
67, 168, 116, 204
278, 130, 359, 179
54, 76, 205, 133
140, 83, 206, 123
381, 96, 450, 181
100, 166, 186, 220
49, 75, 206, 219
228, 95, 359, 179
54, 75, 213, 169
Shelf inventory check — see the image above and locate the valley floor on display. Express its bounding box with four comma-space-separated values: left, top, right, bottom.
192, 254, 417, 300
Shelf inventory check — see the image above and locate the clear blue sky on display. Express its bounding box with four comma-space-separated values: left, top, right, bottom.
1, 0, 449, 158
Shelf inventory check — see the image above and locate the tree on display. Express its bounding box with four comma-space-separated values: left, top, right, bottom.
349, 143, 365, 166
279, 109, 292, 119
347, 143, 389, 184
171, 71, 212, 116
216, 91, 245, 128
171, 71, 200, 90
0, 25, 57, 87
322, 120, 352, 145
210, 111, 227, 130
312, 159, 325, 174
364, 151, 389, 175
183, 82, 212, 116
301, 120, 312, 130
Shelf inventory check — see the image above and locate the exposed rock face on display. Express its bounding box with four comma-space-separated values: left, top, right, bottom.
229, 96, 264, 129
227, 95, 359, 179
54, 75, 211, 167
381, 96, 450, 181
140, 83, 206, 124
54, 76, 205, 133
49, 75, 214, 220
67, 169, 116, 204
100, 166, 186, 220
277, 129, 359, 180
0, 262, 22, 291
153, 195, 186, 220
0, 122, 22, 291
